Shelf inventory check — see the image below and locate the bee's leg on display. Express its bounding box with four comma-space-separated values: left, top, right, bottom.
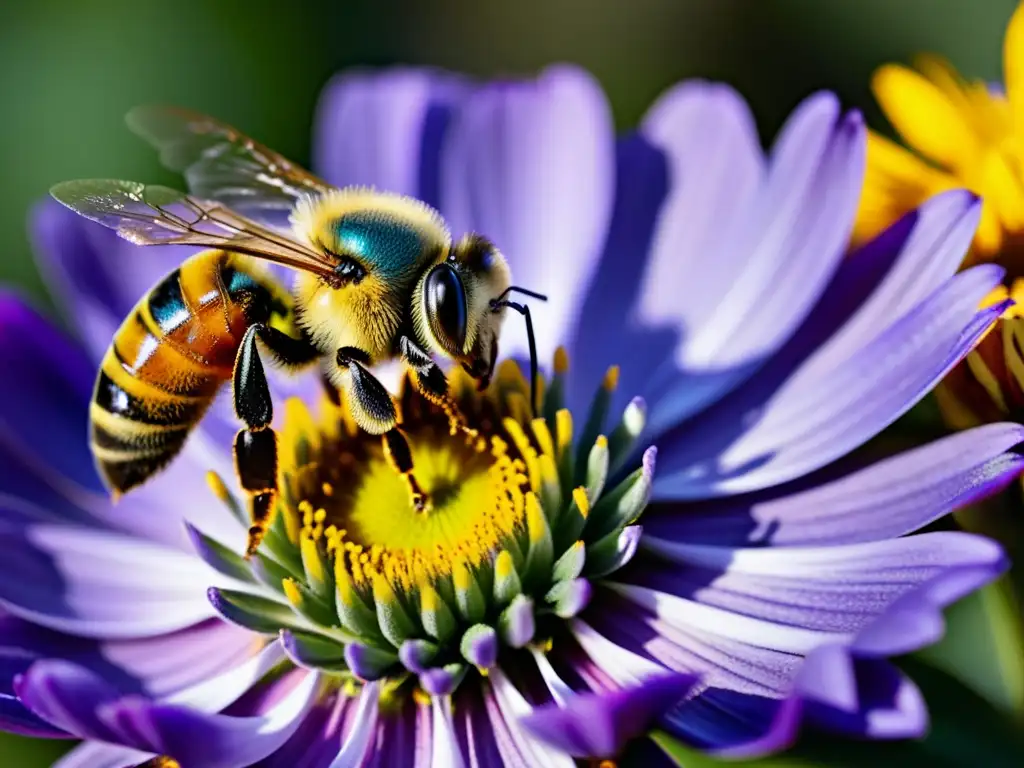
234, 325, 320, 557
399, 336, 478, 445
336, 346, 429, 512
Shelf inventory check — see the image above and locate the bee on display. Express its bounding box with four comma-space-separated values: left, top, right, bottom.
51, 107, 545, 557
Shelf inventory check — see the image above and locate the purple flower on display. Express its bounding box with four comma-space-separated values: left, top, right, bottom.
0, 64, 1020, 766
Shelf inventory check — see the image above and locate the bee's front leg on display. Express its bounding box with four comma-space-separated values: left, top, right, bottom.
335, 347, 429, 513
233, 324, 320, 557
398, 336, 479, 445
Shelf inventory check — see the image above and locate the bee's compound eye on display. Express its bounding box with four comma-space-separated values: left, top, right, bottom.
425, 263, 467, 353
333, 257, 366, 284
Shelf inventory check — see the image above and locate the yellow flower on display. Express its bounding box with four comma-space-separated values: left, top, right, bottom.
855, 2, 1024, 266
856, 2, 1024, 427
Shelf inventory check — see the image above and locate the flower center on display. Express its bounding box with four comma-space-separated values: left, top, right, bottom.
206, 352, 655, 695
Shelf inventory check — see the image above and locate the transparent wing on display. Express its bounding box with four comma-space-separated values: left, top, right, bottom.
125, 106, 333, 226
50, 179, 339, 281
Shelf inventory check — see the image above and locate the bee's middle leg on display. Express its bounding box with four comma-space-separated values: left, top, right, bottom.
336, 347, 429, 512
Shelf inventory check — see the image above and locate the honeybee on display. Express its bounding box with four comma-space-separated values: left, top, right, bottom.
51, 107, 545, 557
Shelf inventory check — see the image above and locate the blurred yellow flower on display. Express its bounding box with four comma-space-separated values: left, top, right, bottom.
857, 2, 1024, 426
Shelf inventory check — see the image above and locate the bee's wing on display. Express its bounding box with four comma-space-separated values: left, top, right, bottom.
50, 179, 339, 281
125, 106, 333, 227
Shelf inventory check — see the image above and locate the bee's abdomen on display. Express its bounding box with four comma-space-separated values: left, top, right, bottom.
90, 250, 271, 494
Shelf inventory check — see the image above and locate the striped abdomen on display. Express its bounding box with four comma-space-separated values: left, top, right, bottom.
91, 250, 287, 494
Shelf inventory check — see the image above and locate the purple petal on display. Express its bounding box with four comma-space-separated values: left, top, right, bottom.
31, 200, 196, 362
0, 522, 217, 638
54, 743, 153, 768
795, 190, 981, 381
662, 688, 802, 758
656, 264, 1005, 497
314, 68, 465, 206
641, 94, 864, 433
329, 681, 380, 767
520, 673, 698, 758
0, 691, 70, 737
798, 647, 926, 739
257, 687, 357, 768
0, 611, 254, 703
452, 683, 504, 768
577, 599, 798, 697
644, 423, 1024, 547
487, 670, 576, 767
89, 670, 320, 767
15, 660, 123, 740
0, 293, 102, 493
623, 532, 1005, 643
365, 695, 432, 768
563, 133, 671, 419
441, 65, 615, 362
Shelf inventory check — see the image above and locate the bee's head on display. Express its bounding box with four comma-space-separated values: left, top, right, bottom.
415, 234, 510, 389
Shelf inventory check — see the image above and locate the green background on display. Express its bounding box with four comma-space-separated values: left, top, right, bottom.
2, 0, 1024, 765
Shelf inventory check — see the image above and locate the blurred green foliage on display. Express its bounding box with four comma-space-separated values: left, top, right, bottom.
2, 0, 1023, 765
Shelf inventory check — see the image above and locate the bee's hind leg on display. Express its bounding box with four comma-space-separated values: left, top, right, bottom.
234, 324, 320, 557
336, 347, 430, 513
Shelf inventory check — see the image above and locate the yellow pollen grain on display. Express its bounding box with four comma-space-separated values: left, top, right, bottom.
554, 346, 569, 375
595, 434, 608, 449
322, 482, 334, 496
572, 487, 590, 519
603, 365, 620, 391
495, 550, 515, 580
555, 409, 573, 453
531, 418, 556, 459
282, 578, 302, 607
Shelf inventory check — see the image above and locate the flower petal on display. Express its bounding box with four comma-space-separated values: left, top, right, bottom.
872, 64, 978, 170
314, 69, 465, 207
520, 673, 697, 758
15, 660, 123, 741
441, 65, 614, 362
55, 742, 153, 768
0, 522, 217, 638
485, 670, 575, 768
639, 93, 865, 434
94, 670, 321, 768
656, 264, 1005, 497
797, 646, 927, 739
644, 423, 1024, 547
562, 133, 670, 418
1006, 0, 1024, 131
0, 294, 102, 493
329, 681, 379, 767
798, 189, 981, 381
631, 532, 1006, 643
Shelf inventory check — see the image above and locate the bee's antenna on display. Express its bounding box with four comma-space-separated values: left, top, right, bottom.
491, 288, 547, 416
495, 286, 548, 303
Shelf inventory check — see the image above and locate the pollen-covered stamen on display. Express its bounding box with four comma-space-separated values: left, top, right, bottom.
205, 347, 656, 698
